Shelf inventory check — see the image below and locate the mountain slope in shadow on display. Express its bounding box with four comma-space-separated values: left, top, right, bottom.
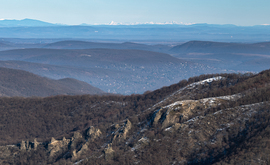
0, 67, 104, 97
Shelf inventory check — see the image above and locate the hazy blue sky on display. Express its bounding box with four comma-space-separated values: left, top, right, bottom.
0, 0, 269, 26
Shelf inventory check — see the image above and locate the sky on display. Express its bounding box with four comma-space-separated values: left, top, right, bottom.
0, 0, 269, 26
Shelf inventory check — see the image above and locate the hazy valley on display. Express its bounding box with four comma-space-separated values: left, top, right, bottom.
0, 38, 270, 94
0, 43, 217, 94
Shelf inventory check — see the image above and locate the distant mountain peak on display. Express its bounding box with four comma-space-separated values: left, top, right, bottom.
0, 18, 57, 27
104, 21, 196, 26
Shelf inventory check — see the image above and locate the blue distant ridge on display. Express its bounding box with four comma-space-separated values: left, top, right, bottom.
0, 19, 269, 42
0, 18, 57, 27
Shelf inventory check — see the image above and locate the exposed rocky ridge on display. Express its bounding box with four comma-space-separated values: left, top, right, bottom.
154, 102, 268, 164
145, 76, 225, 112
126, 99, 270, 165
0, 127, 102, 164
152, 97, 232, 129
0, 119, 133, 163
149, 85, 242, 130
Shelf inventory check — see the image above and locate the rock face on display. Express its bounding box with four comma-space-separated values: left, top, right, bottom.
47, 128, 102, 161
122, 119, 132, 140
20, 141, 27, 150
77, 143, 89, 156
112, 119, 132, 143
152, 97, 233, 129
20, 139, 39, 151
70, 132, 83, 149
71, 142, 89, 160
0, 126, 103, 163
161, 102, 267, 164
48, 131, 85, 159
70, 126, 102, 160
86, 126, 102, 141
71, 143, 88, 160
103, 143, 114, 161
48, 137, 70, 158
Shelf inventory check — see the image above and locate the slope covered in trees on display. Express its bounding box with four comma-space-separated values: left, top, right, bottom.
0, 67, 104, 97
0, 69, 270, 164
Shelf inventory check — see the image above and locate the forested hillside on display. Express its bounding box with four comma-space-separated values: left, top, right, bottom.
0, 67, 104, 97
0, 69, 270, 164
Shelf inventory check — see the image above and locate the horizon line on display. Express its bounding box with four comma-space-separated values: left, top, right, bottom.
0, 18, 270, 27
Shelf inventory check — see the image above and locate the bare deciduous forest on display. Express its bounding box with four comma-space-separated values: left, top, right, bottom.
0, 70, 270, 164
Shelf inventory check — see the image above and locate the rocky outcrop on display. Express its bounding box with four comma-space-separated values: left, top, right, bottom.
160, 102, 266, 163
48, 137, 70, 158
122, 119, 132, 139
71, 142, 89, 161
70, 132, 83, 149
20, 139, 39, 151
48, 131, 84, 158
77, 143, 89, 155
152, 97, 231, 129
72, 150, 77, 159
20, 140, 27, 150
112, 119, 132, 143
71, 127, 102, 160
103, 143, 114, 160
0, 145, 18, 163
0, 126, 100, 163
86, 126, 102, 141
47, 129, 97, 161
152, 100, 195, 128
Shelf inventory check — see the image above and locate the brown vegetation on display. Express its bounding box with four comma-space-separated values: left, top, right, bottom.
0, 69, 270, 164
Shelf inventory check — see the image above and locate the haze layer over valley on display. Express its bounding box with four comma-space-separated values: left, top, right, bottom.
0, 45, 217, 94
0, 32, 270, 94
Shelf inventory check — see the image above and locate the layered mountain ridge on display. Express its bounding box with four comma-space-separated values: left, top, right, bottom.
0, 21, 269, 42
